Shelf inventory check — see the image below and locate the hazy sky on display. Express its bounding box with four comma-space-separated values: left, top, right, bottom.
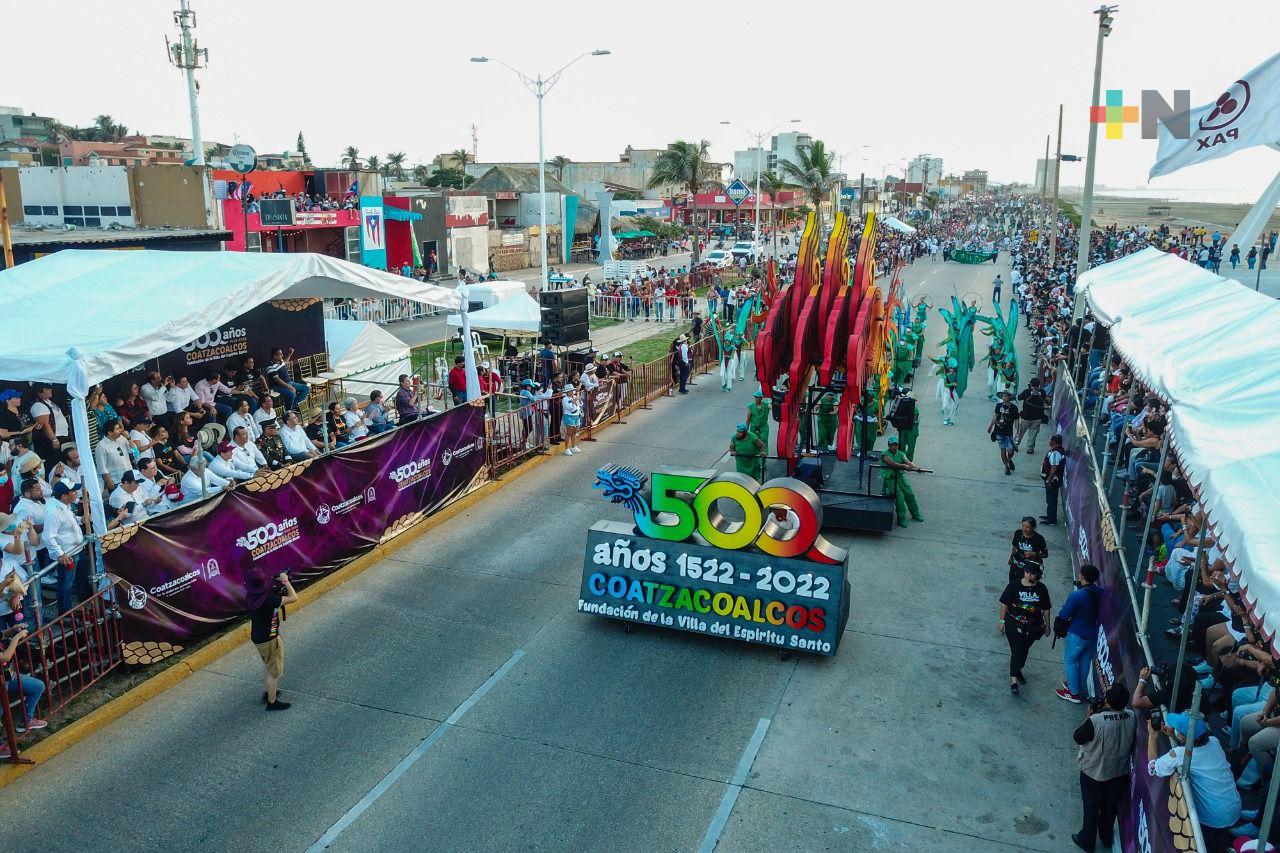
8, 0, 1279, 197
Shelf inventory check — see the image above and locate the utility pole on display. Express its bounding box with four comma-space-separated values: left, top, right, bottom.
167, 0, 208, 165
0, 174, 13, 270
858, 172, 866, 219
1073, 4, 1117, 319
1048, 104, 1064, 271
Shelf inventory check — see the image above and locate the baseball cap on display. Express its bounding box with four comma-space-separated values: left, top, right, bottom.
1165, 711, 1209, 740
217, 441, 234, 454
613, 351, 622, 357
120, 470, 139, 484
735, 422, 747, 431
52, 480, 82, 498
753, 389, 763, 398
0, 389, 20, 402
521, 378, 534, 387
886, 436, 900, 445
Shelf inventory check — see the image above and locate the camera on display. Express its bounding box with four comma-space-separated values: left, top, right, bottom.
271, 571, 290, 596
1150, 708, 1163, 730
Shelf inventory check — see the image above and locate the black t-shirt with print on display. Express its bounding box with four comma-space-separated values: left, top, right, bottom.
0, 408, 28, 436
250, 593, 283, 645
1000, 581, 1051, 634
992, 402, 1017, 436
1017, 387, 1046, 421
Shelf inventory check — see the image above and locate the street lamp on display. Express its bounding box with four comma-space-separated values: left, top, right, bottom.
471, 49, 611, 292
720, 118, 801, 248
1072, 4, 1117, 320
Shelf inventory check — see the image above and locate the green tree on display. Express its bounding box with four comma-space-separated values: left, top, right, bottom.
426, 168, 474, 189
386, 151, 407, 179
648, 139, 718, 262
547, 155, 570, 181
365, 154, 382, 173
92, 114, 128, 142
779, 139, 837, 231
412, 164, 431, 185
342, 146, 361, 170
296, 131, 312, 167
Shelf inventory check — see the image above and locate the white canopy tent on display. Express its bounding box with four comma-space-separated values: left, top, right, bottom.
1078, 246, 1280, 635
446, 293, 542, 335
324, 319, 412, 401
882, 216, 917, 235
0, 250, 476, 538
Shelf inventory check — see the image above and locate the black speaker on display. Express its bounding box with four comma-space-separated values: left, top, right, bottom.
541, 305, 588, 327
888, 396, 917, 431
539, 288, 587, 310
545, 322, 589, 346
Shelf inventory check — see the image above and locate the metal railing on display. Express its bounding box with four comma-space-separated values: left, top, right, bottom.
588, 294, 700, 322
323, 297, 445, 325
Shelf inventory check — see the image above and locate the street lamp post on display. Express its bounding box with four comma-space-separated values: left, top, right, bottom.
471, 50, 611, 292
1073, 4, 1116, 320
721, 119, 801, 251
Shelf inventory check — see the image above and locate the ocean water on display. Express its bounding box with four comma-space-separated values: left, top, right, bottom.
1093, 187, 1262, 205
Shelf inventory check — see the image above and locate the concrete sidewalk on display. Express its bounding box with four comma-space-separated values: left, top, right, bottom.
3, 255, 1085, 852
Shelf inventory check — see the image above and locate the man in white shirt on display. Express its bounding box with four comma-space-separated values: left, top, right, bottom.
230, 427, 267, 476
165, 375, 199, 415
140, 371, 169, 419
45, 480, 88, 614
108, 471, 151, 525
12, 477, 47, 543
253, 396, 281, 430
94, 418, 133, 491
279, 411, 320, 459
210, 441, 254, 482
135, 458, 172, 516
226, 399, 261, 442
48, 445, 83, 489
180, 460, 232, 501
676, 334, 692, 394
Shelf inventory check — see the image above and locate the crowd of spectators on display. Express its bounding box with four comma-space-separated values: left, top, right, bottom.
242, 189, 358, 215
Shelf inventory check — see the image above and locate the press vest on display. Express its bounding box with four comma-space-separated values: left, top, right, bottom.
1078, 709, 1136, 781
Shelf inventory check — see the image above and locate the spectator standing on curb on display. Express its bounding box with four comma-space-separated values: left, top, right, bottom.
998, 561, 1052, 695
1071, 684, 1135, 852
246, 570, 298, 712
1041, 434, 1065, 525
675, 334, 692, 394
1056, 564, 1102, 704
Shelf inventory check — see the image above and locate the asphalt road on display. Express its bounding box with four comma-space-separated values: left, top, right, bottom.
3, 253, 1087, 852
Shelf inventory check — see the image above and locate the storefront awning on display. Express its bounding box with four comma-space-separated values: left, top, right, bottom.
383, 207, 422, 222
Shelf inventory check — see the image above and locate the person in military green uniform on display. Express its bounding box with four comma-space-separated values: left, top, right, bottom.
729, 422, 766, 481
910, 317, 926, 365
747, 389, 771, 451
880, 435, 925, 527
815, 392, 838, 450
853, 386, 879, 456
899, 401, 921, 461
892, 337, 914, 385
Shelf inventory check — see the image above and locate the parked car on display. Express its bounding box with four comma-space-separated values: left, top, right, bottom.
730, 241, 762, 263
701, 249, 733, 269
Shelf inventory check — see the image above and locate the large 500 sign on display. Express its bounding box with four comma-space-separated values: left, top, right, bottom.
593, 467, 846, 565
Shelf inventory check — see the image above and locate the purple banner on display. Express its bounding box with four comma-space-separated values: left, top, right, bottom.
1053, 379, 1198, 852
102, 405, 487, 662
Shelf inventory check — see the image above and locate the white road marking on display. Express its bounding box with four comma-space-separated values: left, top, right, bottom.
305, 649, 526, 851
698, 717, 771, 853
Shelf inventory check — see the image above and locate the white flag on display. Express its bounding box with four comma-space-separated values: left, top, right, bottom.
1150, 50, 1280, 179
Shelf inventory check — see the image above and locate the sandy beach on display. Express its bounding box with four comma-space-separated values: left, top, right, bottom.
1060, 189, 1280, 235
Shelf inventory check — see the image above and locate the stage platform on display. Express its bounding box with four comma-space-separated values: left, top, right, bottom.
762, 453, 896, 533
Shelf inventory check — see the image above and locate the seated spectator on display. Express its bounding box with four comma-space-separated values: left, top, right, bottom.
135, 458, 173, 515
257, 419, 292, 470
94, 418, 133, 491
237, 355, 270, 402
253, 395, 282, 430
365, 390, 393, 434
266, 347, 309, 411
49, 444, 83, 488
0, 389, 32, 445
194, 367, 233, 423
327, 402, 353, 447
179, 456, 232, 500
108, 471, 152, 524
209, 441, 253, 482
129, 416, 157, 461
340, 397, 370, 441
149, 423, 185, 478
279, 411, 321, 459
165, 375, 202, 423
230, 426, 267, 477
115, 382, 148, 427
1147, 713, 1241, 843
219, 363, 258, 413
226, 398, 262, 442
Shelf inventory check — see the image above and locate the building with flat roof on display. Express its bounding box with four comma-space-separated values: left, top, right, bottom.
0, 107, 59, 144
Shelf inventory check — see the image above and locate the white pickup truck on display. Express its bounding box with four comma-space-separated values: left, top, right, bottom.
729, 241, 763, 263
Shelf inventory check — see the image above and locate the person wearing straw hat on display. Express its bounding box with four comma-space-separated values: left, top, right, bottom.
675, 334, 692, 394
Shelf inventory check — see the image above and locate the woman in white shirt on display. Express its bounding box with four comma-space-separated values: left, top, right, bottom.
225, 399, 261, 442
340, 398, 370, 440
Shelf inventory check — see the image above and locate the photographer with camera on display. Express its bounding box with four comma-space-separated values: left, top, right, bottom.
2, 621, 47, 742
245, 569, 298, 712
1071, 684, 1136, 852
1056, 564, 1102, 704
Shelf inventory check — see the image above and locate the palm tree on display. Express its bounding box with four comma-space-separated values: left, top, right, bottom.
548, 155, 570, 181
386, 151, 407, 179
922, 191, 941, 215
365, 154, 382, 174
342, 146, 361, 170
648, 139, 718, 262
779, 139, 837, 231
412, 164, 431, 185
451, 147, 472, 174
759, 170, 791, 257
92, 114, 128, 142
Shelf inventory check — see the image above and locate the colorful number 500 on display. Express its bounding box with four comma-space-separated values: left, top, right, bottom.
633, 471, 846, 565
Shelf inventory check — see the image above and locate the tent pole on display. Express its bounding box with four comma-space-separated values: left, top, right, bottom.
1255, 740, 1280, 852
1131, 431, 1170, 578
1171, 535, 1209, 703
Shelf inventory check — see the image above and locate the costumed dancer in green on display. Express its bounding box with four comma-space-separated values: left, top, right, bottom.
910, 308, 927, 365
720, 334, 738, 393
729, 422, 766, 481
880, 435, 926, 528
936, 357, 959, 426
854, 386, 879, 455
815, 392, 839, 450
747, 389, 771, 451
892, 336, 914, 386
